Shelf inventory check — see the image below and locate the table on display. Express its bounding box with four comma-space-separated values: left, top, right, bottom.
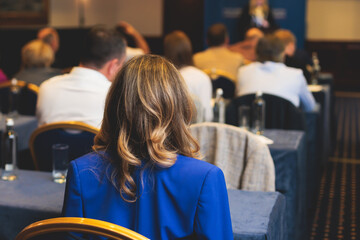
228, 190, 286, 240
309, 84, 331, 164
0, 170, 286, 240
264, 129, 307, 240
0, 115, 38, 151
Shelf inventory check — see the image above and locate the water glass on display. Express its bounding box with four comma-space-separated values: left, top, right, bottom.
52, 144, 69, 183
238, 105, 250, 130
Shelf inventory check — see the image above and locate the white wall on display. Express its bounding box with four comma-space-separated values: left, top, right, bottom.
307, 0, 360, 41
49, 0, 163, 36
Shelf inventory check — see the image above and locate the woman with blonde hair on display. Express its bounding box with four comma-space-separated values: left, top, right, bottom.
238, 0, 278, 41
63, 55, 233, 239
15, 39, 61, 86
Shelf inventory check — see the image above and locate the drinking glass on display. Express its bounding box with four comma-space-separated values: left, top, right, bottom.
52, 144, 69, 183
238, 105, 250, 130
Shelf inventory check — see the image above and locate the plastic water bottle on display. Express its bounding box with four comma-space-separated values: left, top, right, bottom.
1, 118, 18, 181
9, 78, 20, 117
213, 88, 225, 123
252, 91, 265, 135
311, 52, 321, 85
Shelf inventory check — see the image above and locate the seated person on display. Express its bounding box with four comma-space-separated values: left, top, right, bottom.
62, 55, 233, 240
274, 29, 313, 83
236, 35, 316, 111
164, 30, 213, 122
193, 23, 244, 82
0, 68, 8, 83
37, 27, 62, 68
115, 21, 150, 62
36, 26, 126, 128
14, 39, 61, 86
229, 27, 264, 63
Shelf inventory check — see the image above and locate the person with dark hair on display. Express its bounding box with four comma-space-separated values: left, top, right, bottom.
115, 21, 150, 62
62, 55, 233, 239
36, 26, 126, 128
193, 23, 244, 82
236, 35, 315, 111
15, 39, 61, 86
164, 31, 213, 122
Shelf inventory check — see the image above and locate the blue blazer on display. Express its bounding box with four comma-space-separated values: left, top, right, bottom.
62, 153, 233, 240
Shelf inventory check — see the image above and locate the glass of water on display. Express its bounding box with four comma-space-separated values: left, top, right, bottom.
52, 144, 69, 183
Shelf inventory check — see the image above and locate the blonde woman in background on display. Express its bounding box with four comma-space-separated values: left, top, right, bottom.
15, 39, 61, 86
237, 0, 278, 41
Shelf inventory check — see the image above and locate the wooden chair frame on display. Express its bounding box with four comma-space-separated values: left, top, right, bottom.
15, 217, 149, 240
202, 68, 236, 82
0, 80, 39, 94
29, 121, 99, 170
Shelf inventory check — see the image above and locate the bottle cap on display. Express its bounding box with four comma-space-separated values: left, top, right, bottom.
216, 88, 223, 97
256, 91, 263, 97
6, 118, 14, 127
11, 78, 18, 86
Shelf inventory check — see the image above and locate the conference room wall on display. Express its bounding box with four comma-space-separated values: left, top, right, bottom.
49, 0, 162, 36
307, 0, 360, 41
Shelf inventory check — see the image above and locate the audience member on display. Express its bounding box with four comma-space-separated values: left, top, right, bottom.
14, 39, 61, 86
37, 27, 60, 54
193, 23, 244, 82
274, 29, 313, 83
116, 21, 150, 62
0, 69, 7, 83
236, 35, 316, 111
237, 0, 278, 41
229, 27, 264, 63
36, 26, 126, 128
164, 31, 213, 122
62, 55, 233, 239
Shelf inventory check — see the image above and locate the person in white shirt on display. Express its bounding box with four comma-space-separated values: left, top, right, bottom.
236, 35, 315, 112
36, 26, 126, 128
115, 21, 150, 62
164, 31, 213, 122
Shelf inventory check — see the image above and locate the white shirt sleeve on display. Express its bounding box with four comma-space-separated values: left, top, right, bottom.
298, 74, 316, 112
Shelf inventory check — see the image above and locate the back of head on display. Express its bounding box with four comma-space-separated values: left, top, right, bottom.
37, 27, 59, 52
256, 35, 285, 63
94, 55, 200, 201
21, 39, 54, 68
245, 28, 264, 41
80, 26, 126, 69
207, 23, 228, 47
274, 29, 296, 46
164, 31, 193, 69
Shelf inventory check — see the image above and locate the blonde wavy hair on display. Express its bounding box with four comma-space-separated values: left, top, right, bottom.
93, 55, 200, 201
21, 39, 54, 68
249, 0, 269, 17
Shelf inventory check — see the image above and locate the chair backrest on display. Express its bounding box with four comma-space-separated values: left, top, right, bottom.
29, 121, 99, 171
203, 69, 235, 99
226, 93, 306, 130
15, 217, 149, 240
0, 80, 39, 116
190, 122, 275, 191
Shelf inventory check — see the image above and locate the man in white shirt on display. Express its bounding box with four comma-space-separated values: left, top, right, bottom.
193, 23, 244, 82
36, 26, 126, 128
236, 35, 315, 112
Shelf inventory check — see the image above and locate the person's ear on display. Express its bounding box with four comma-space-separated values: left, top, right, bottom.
108, 58, 124, 81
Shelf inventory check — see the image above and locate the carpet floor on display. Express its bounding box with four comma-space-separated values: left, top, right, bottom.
309, 94, 360, 240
